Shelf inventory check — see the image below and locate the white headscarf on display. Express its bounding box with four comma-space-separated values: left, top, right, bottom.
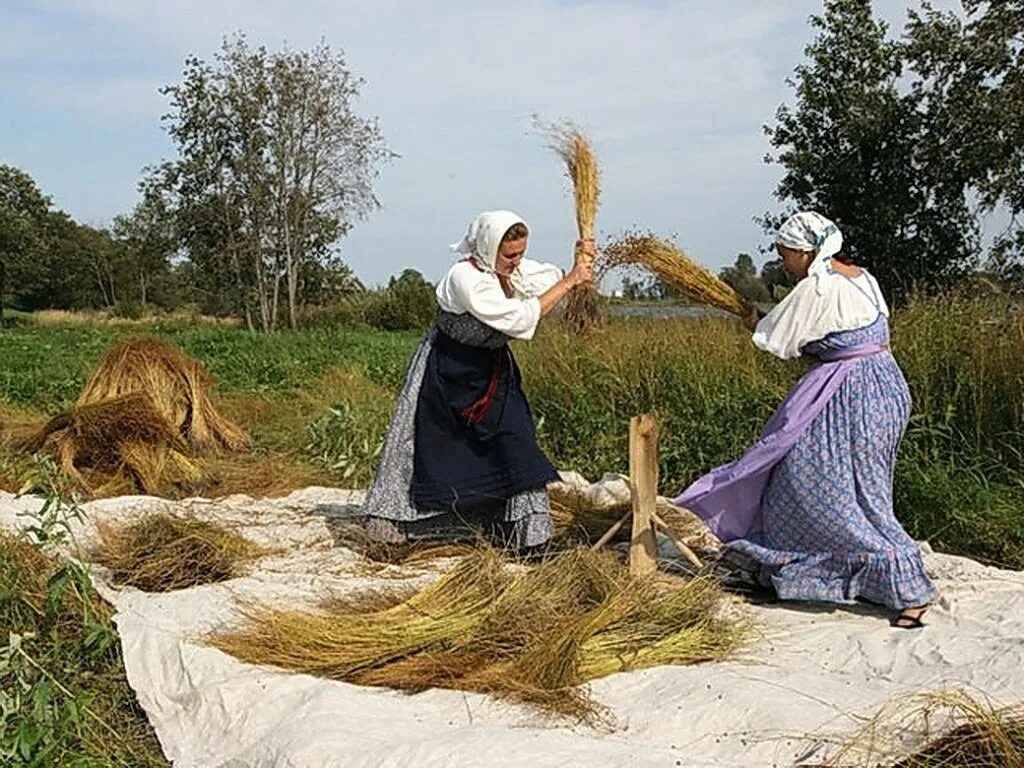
450, 210, 527, 272
753, 211, 888, 359
775, 211, 844, 296
437, 210, 563, 340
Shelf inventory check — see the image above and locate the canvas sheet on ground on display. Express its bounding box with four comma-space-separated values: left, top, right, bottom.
1, 482, 1022, 768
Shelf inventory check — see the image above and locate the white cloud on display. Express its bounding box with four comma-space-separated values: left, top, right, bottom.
3, 0, 964, 284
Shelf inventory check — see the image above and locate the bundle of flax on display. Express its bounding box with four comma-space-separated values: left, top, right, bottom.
822, 689, 1024, 767
90, 514, 266, 592
602, 232, 746, 317
17, 337, 249, 497
538, 118, 602, 333
208, 548, 746, 722
20, 394, 204, 497
77, 337, 250, 453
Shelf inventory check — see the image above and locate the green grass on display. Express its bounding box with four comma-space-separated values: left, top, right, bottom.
0, 323, 420, 409
1, 293, 1022, 567
1, 481, 168, 766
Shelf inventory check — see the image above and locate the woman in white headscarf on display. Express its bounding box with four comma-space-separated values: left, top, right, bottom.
362, 211, 594, 552
675, 212, 936, 628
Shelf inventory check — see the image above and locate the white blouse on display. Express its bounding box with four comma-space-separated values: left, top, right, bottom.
752, 269, 889, 360
435, 258, 564, 340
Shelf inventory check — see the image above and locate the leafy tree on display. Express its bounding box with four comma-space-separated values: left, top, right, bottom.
45, 218, 121, 310
763, 0, 979, 301
365, 269, 436, 331
112, 184, 176, 309
759, 257, 797, 301
300, 255, 365, 306
0, 166, 50, 318
720, 253, 770, 304
620, 275, 645, 300
155, 34, 392, 330
905, 1, 1024, 283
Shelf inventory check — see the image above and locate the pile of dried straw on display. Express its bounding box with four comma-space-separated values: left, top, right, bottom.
19, 337, 248, 497
77, 337, 249, 453
89, 514, 266, 592
20, 394, 203, 497
209, 548, 745, 721
822, 689, 1024, 767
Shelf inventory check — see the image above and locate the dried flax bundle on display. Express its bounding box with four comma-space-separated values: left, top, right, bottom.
602, 232, 747, 317
77, 337, 249, 453
537, 118, 602, 333
820, 689, 1024, 767
208, 548, 746, 721
20, 394, 203, 497
17, 337, 249, 497
90, 514, 266, 592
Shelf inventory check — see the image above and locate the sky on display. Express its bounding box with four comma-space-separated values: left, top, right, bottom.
0, 0, 962, 288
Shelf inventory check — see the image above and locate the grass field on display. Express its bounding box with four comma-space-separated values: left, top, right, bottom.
1, 290, 1022, 567
0, 291, 1021, 764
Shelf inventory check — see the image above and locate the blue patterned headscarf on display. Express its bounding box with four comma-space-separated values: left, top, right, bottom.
776, 211, 844, 295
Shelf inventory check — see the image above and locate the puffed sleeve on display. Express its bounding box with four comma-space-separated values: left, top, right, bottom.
438, 262, 542, 340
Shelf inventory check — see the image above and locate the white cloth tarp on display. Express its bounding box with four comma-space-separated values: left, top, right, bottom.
2, 480, 1022, 768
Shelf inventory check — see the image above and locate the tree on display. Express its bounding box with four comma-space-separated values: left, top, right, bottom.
49, 219, 123, 310
75, 223, 122, 309
759, 257, 797, 301
0, 165, 51, 318
300, 255, 364, 305
618, 274, 679, 301
719, 253, 770, 304
112, 184, 176, 308
905, 1, 1024, 283
763, 0, 979, 301
156, 34, 392, 331
621, 275, 645, 300
0, 165, 166, 314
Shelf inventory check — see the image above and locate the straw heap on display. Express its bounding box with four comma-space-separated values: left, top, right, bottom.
602, 232, 747, 317
208, 548, 745, 721
89, 514, 266, 592
537, 118, 603, 334
18, 337, 249, 497
20, 394, 203, 497
77, 337, 249, 453
821, 689, 1024, 767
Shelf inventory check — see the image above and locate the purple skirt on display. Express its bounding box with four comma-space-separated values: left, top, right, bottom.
675, 316, 936, 610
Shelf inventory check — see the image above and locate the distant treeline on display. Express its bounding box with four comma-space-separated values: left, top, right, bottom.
1, 2, 1022, 328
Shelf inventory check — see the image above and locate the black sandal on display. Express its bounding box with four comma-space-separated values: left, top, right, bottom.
891, 606, 928, 629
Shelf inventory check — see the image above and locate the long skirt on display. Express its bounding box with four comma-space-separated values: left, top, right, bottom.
361, 312, 557, 550
676, 315, 937, 610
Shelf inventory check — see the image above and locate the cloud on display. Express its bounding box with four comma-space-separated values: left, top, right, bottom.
2, 0, 963, 285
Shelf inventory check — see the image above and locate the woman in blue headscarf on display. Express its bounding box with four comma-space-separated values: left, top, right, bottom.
676, 212, 936, 628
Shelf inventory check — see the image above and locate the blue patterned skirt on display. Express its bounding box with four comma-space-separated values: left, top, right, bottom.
729, 316, 937, 610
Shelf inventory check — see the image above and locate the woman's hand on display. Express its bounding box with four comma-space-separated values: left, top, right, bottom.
574, 237, 597, 264
567, 260, 594, 287
538, 258, 595, 317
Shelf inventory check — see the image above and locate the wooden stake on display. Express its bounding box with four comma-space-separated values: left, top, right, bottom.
589, 508, 632, 552
629, 413, 659, 576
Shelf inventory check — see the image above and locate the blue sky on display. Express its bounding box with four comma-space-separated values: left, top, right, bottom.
0, 0, 960, 287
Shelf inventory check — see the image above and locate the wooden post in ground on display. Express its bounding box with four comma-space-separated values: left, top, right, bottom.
628, 413, 659, 576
